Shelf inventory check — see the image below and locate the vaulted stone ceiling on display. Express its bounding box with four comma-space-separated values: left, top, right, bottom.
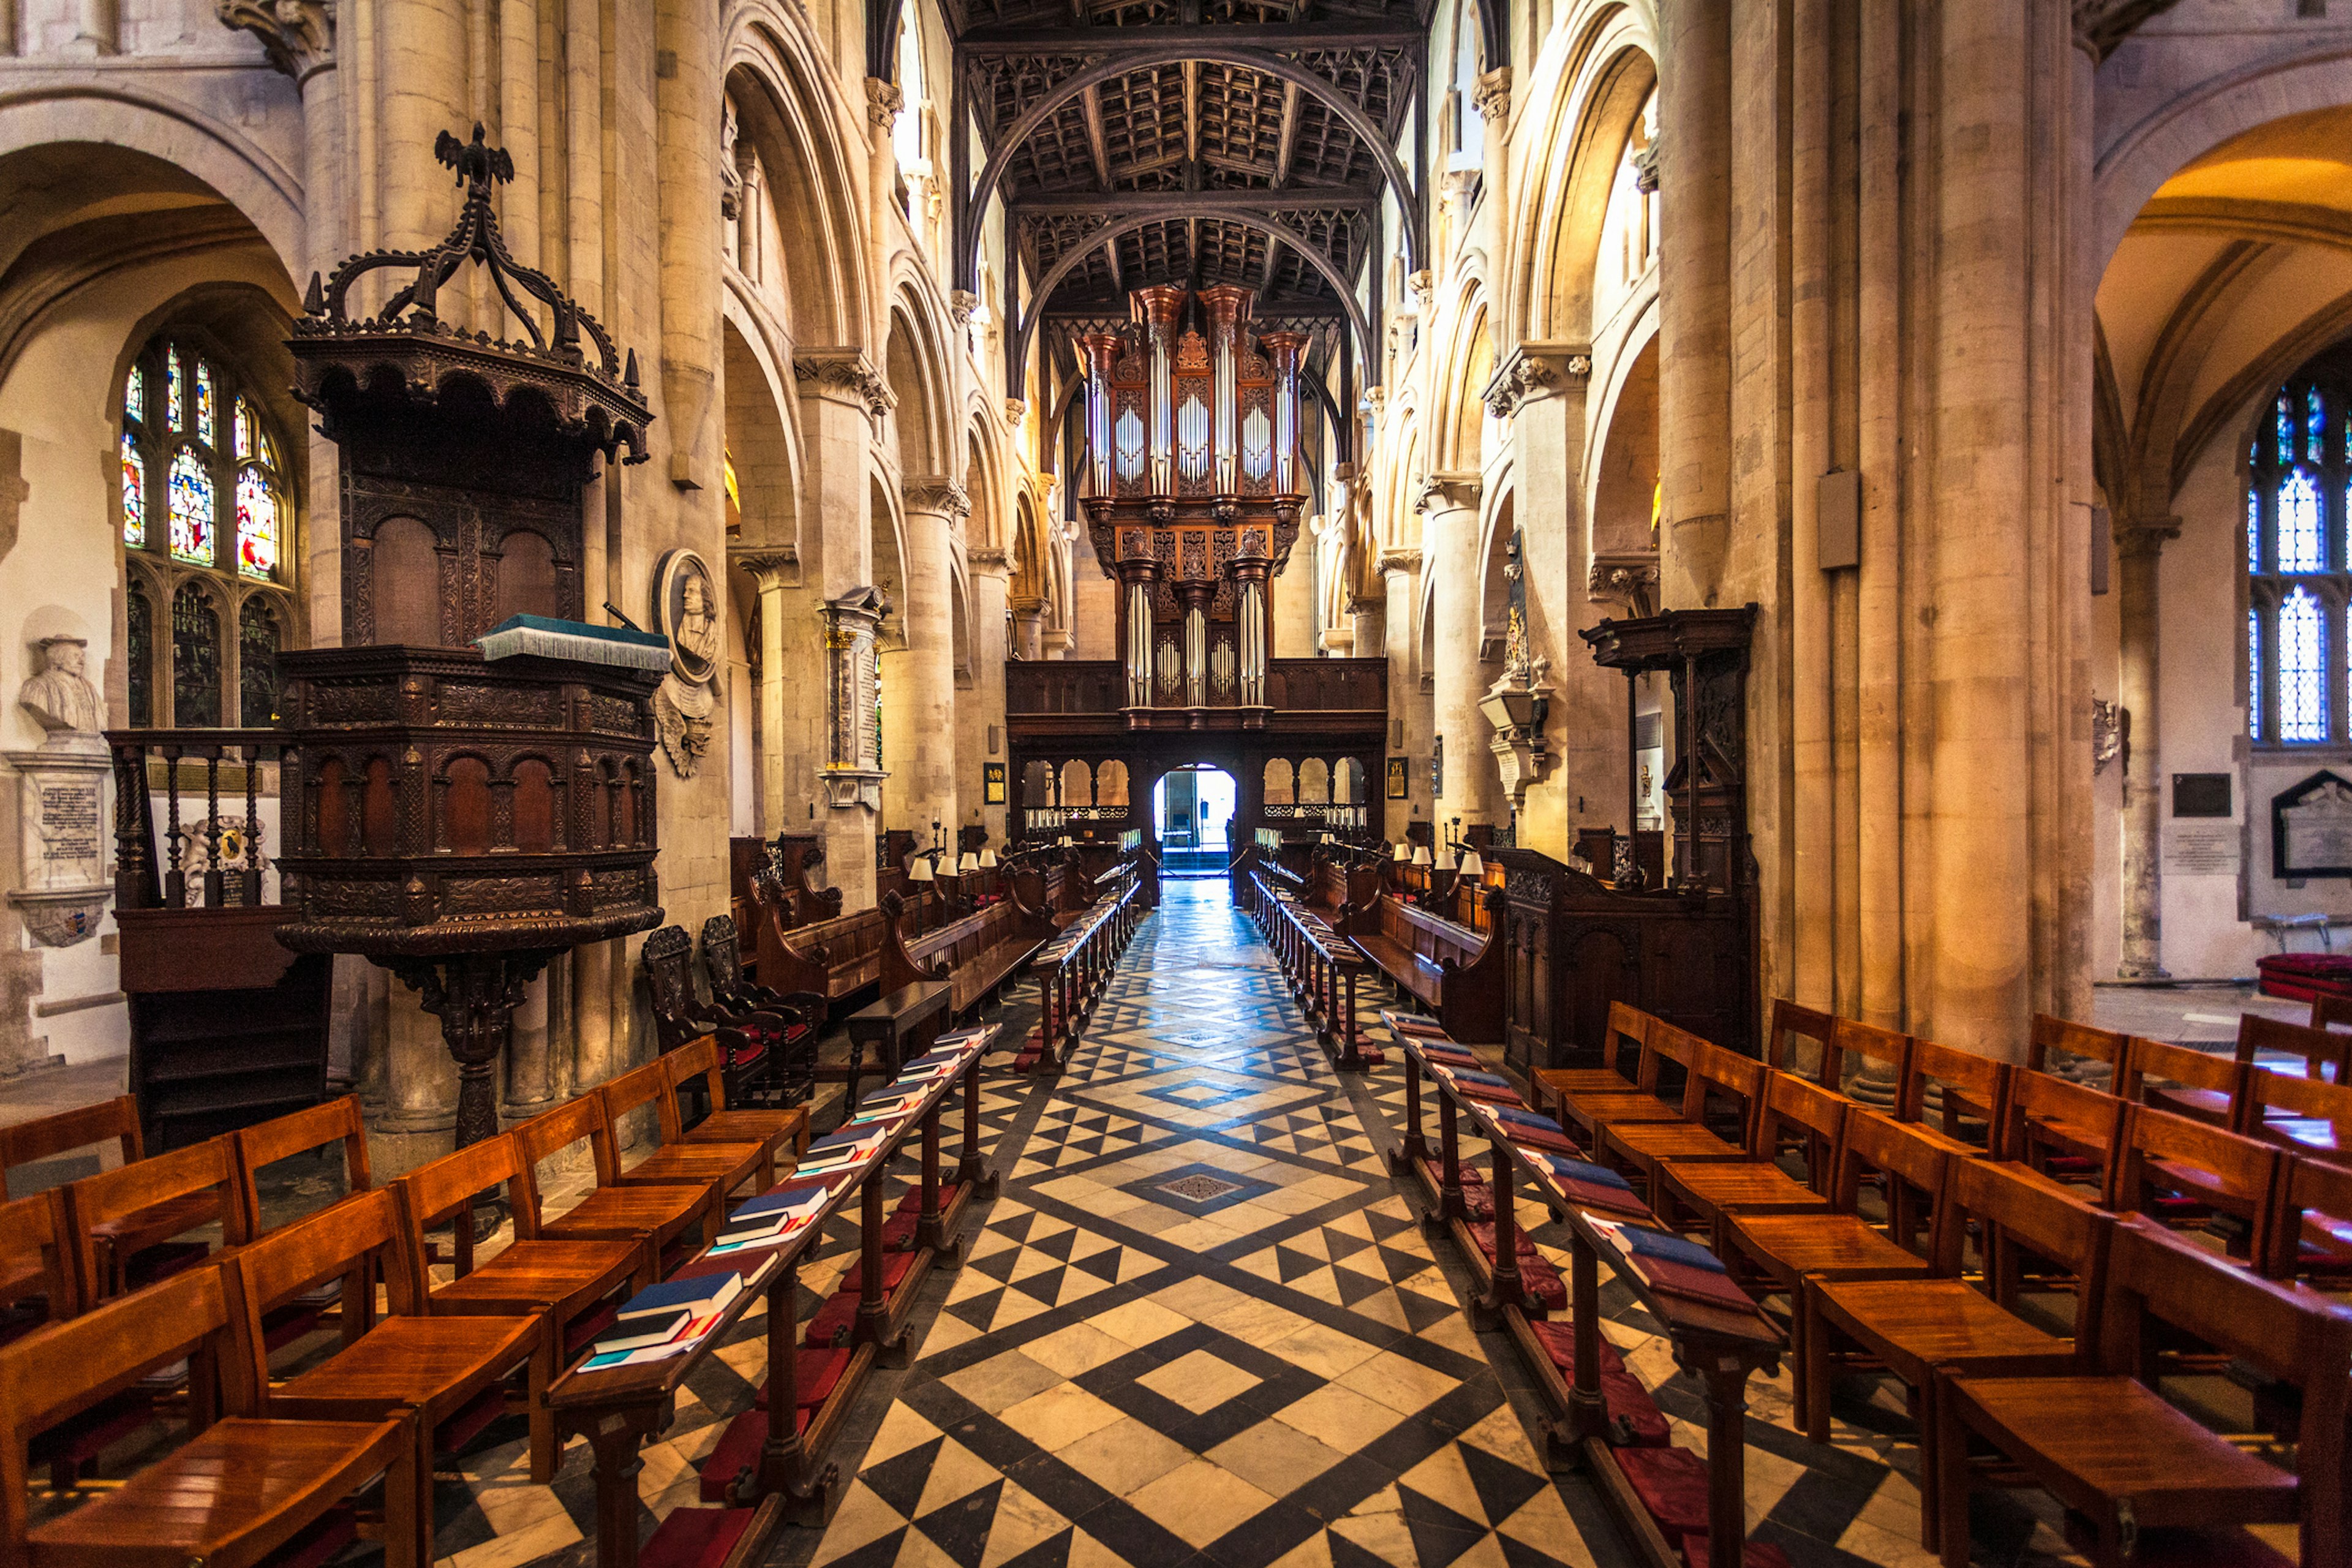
944, 0, 1429, 389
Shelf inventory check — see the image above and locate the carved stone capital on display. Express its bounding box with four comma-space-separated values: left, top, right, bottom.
1415, 472, 1482, 516
1588, 552, 1660, 618
903, 477, 971, 521
967, 546, 1011, 578
729, 547, 799, 590
1002, 397, 1028, 427
1360, 384, 1387, 413
1482, 342, 1591, 419
1632, 140, 1660, 195
1406, 270, 1434, 310
864, 76, 903, 129
949, 290, 979, 325
1376, 548, 1423, 578
2114, 514, 2181, 561
217, 0, 334, 80
1472, 67, 1512, 126
793, 348, 893, 417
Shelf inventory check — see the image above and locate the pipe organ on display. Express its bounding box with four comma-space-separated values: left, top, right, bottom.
1079, 285, 1310, 731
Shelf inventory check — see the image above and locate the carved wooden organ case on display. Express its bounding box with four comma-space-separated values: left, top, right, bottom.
271, 126, 662, 1152
1077, 285, 1310, 730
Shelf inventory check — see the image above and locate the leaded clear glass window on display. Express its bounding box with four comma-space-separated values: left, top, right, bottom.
2250, 349, 2352, 747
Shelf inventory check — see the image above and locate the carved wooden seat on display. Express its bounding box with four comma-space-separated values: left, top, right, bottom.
1822, 1016, 1915, 1096
1995, 1069, 2127, 1198
510, 1093, 712, 1275
644, 925, 796, 1109
1936, 1218, 2350, 1568
1763, 998, 1839, 1084
0, 1267, 418, 1568
599, 1058, 770, 1199
2, 1097, 221, 1289
2263, 1148, 2352, 1283
2029, 1012, 2130, 1081
1896, 1038, 2012, 1150
1597, 1038, 1767, 1199
1349, 888, 1505, 1041
880, 886, 1054, 1019
223, 1186, 541, 1566
700, 914, 822, 1107
1553, 1018, 1707, 1147
761, 906, 892, 1006
1655, 1072, 1850, 1247
228, 1096, 376, 1346
660, 1036, 810, 1164
1807, 1159, 2109, 1546
2237, 1011, 2350, 1085
392, 1134, 643, 1482
2108, 1103, 2282, 1261
2245, 1064, 2352, 1171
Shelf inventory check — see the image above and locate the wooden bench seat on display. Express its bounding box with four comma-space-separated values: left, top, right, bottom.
755, 906, 892, 1008
1350, 886, 1504, 1042
879, 888, 1055, 1018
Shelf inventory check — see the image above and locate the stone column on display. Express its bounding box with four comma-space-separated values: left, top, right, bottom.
1381, 549, 1427, 842
967, 549, 1012, 845
733, 551, 809, 839
1011, 594, 1046, 661
1421, 475, 1494, 829
2116, 519, 2175, 978
500, 971, 556, 1122
862, 79, 902, 341
1656, 0, 1734, 609
883, 478, 964, 837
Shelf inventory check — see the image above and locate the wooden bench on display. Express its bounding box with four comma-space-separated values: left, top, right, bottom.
1351, 887, 1506, 1044
757, 905, 892, 1009
878, 886, 1055, 1019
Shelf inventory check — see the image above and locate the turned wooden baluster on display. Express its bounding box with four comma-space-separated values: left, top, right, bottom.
163, 742, 186, 908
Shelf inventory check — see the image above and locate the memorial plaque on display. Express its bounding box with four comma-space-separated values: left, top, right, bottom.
2273, 770, 2352, 879
2163, 821, 2239, 876
6, 747, 111, 946
2173, 773, 2233, 818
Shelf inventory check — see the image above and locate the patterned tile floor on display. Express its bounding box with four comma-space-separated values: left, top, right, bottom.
410, 881, 2090, 1568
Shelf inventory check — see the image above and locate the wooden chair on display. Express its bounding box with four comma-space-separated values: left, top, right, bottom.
227, 1095, 372, 1238
0, 1096, 143, 1200
2117, 1036, 2253, 1131
2311, 992, 2352, 1033
1937, 1217, 2351, 1568
392, 1134, 644, 1482
221, 1187, 541, 1568
58, 1135, 249, 1306
661, 1035, 811, 1163
1716, 1113, 1957, 1421
2108, 1103, 2284, 1263
0, 1268, 419, 1568
1655, 1072, 1849, 1246
510, 1092, 712, 1276
1553, 1018, 1705, 1148
2244, 1062, 2352, 1170
0, 1191, 75, 1349
1763, 998, 1838, 1084
643, 924, 788, 1107
2236, 1012, 2351, 1085
1822, 1016, 1914, 1095
1596, 1040, 1766, 1200
2026, 1012, 2128, 1081
1531, 1002, 1651, 1115
1994, 1069, 2125, 1199
1896, 1038, 2011, 1150
598, 1058, 771, 1197
2263, 1153, 2352, 1284
1806, 1159, 2110, 1545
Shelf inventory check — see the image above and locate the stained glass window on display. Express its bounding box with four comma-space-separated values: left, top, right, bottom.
125, 363, 144, 426
122, 432, 145, 549
126, 579, 153, 728
2282, 587, 2326, 742
2310, 387, 2327, 463
2280, 394, 2294, 466
170, 585, 222, 728
194, 359, 216, 447
236, 469, 278, 578
2250, 608, 2262, 742
238, 599, 281, 725
2248, 488, 2261, 571
167, 348, 185, 431
2281, 470, 2324, 571
234, 397, 254, 460
168, 449, 214, 564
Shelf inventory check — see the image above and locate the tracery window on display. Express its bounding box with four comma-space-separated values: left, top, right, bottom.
119, 330, 299, 727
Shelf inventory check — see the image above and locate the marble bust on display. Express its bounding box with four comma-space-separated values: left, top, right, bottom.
18, 636, 102, 742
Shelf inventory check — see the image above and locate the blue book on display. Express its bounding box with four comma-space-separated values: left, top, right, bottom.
614, 1270, 743, 1325
1534, 1154, 1634, 1191
1617, 1226, 1728, 1273
1490, 1106, 1567, 1134
1442, 1069, 1517, 1090
731, 1178, 840, 1221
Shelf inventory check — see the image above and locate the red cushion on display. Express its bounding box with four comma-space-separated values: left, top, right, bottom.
840, 1251, 914, 1296
1618, 1446, 1711, 1542
755, 1346, 851, 1410
1467, 1223, 1568, 1310
803, 1290, 861, 1348
699, 1406, 811, 1502
1528, 1318, 1626, 1376
643, 1504, 759, 1568
2257, 952, 2352, 1003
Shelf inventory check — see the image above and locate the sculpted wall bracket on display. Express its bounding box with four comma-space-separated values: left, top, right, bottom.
217, 0, 334, 80
1588, 554, 1660, 619
1482, 342, 1590, 420
793, 349, 894, 419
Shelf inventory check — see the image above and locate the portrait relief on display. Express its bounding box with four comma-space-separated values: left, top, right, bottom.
653, 548, 721, 686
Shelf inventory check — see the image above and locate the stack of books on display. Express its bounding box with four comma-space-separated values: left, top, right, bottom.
1528, 1153, 1649, 1218
1580, 1214, 1756, 1314
581, 1270, 750, 1370
709, 1176, 842, 1257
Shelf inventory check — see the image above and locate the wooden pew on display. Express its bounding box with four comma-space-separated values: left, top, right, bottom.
0, 1096, 145, 1200
643, 925, 807, 1109
756, 905, 893, 1010
1349, 884, 1506, 1044
877, 886, 1055, 1019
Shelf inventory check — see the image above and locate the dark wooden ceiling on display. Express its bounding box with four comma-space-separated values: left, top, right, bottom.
946, 4, 1427, 385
